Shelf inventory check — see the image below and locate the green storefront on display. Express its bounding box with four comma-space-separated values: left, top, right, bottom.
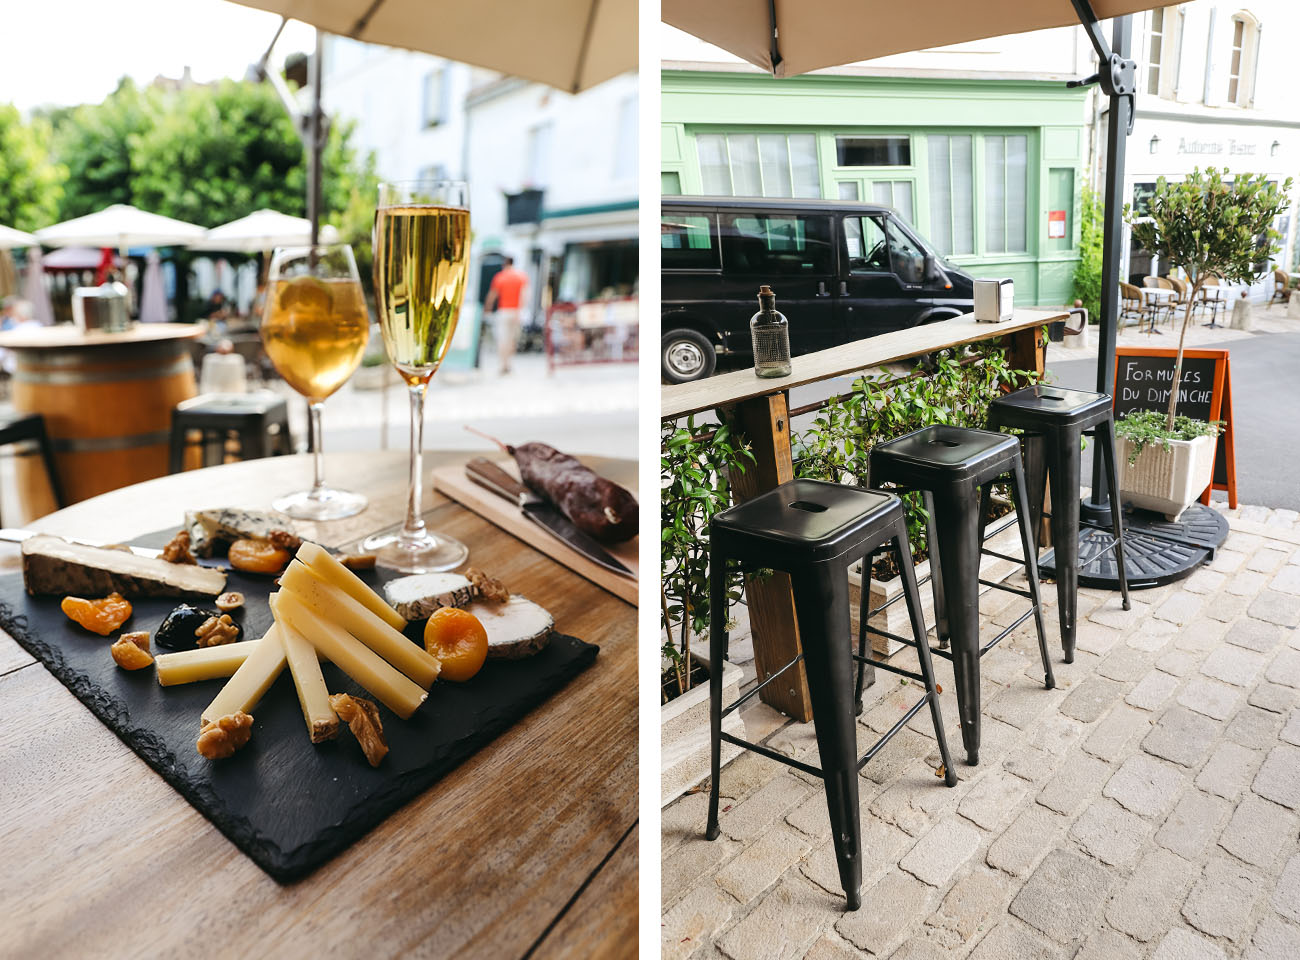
662, 69, 1089, 306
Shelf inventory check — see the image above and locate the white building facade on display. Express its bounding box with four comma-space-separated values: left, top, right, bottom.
321, 38, 638, 354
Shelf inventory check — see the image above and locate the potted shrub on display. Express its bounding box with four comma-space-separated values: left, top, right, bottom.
660, 414, 753, 805
1121, 168, 1290, 518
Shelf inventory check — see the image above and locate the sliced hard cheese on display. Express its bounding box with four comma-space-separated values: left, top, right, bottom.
381, 572, 474, 621
273, 588, 427, 719
269, 593, 339, 743
297, 540, 406, 631
200, 625, 287, 725
156, 640, 260, 686
465, 595, 554, 660
21, 534, 226, 598
280, 560, 440, 689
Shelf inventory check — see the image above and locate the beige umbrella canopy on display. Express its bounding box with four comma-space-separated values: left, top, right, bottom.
191, 209, 340, 253
663, 0, 1165, 77
228, 0, 636, 93
35, 204, 207, 253
0, 224, 39, 250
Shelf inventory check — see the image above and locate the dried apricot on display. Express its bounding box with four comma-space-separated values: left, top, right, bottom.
61, 592, 132, 636
423, 607, 488, 682
227, 539, 291, 575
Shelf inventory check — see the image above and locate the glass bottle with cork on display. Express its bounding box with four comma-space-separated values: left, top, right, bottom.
749, 285, 791, 378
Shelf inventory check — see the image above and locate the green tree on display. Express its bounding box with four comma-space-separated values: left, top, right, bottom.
51, 78, 152, 219
1071, 183, 1103, 324
1127, 168, 1290, 430
0, 105, 63, 231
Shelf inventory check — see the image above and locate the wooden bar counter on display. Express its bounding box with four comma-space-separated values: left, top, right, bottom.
662, 310, 1065, 721
0, 323, 205, 511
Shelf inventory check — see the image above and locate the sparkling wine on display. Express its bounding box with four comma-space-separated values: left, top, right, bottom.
373, 204, 470, 385
262, 277, 369, 402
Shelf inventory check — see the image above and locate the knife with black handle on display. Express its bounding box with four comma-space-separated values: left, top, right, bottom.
465, 458, 633, 578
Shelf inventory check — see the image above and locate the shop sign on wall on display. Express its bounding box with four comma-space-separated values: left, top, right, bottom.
1047, 210, 1066, 238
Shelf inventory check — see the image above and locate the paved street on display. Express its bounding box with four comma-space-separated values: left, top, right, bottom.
662, 501, 1300, 960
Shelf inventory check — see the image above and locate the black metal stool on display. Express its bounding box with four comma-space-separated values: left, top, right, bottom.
0, 413, 64, 513
987, 384, 1131, 662
169, 393, 293, 474
706, 478, 957, 911
869, 424, 1054, 766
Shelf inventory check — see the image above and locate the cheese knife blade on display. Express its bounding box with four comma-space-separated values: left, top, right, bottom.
464, 458, 633, 579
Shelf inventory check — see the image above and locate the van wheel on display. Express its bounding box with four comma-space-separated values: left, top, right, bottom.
662, 329, 716, 383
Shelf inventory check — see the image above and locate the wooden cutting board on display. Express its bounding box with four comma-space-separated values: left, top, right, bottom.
432, 459, 638, 605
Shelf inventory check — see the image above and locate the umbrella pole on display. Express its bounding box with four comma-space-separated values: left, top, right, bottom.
307, 29, 325, 247
1069, 4, 1135, 512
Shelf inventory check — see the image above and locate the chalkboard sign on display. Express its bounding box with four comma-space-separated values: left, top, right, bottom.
1113, 347, 1237, 508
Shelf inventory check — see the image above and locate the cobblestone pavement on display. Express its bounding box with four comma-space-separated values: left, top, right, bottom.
662, 502, 1300, 960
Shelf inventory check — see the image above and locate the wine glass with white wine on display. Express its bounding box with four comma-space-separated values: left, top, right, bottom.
261, 243, 369, 520
362, 180, 471, 572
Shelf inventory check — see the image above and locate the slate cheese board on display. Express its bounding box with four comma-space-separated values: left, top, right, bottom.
0, 532, 598, 883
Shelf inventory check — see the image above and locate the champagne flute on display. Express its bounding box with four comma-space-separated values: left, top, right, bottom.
362, 180, 470, 572
261, 243, 369, 520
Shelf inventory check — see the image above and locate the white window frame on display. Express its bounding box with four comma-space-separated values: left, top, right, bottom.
1226, 12, 1262, 107
1142, 6, 1184, 99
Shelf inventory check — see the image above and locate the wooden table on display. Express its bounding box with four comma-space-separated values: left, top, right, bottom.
663, 309, 1064, 721
0, 323, 206, 512
0, 451, 636, 959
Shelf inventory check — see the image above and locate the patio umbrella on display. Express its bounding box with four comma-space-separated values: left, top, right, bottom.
664, 0, 1167, 511
228, 0, 635, 94
35, 204, 206, 260
0, 224, 39, 250
192, 209, 340, 252
663, 0, 1164, 77
21, 249, 54, 325
139, 250, 168, 324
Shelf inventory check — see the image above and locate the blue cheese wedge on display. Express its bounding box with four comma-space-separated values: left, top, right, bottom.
186, 508, 294, 557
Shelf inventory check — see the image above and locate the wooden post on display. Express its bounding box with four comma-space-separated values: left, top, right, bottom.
1006, 324, 1052, 546
729, 392, 813, 722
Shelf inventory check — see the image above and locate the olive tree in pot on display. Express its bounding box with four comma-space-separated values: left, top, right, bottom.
1119, 168, 1290, 519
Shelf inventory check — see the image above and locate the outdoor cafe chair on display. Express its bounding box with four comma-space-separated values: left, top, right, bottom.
1270, 268, 1293, 308
1119, 282, 1157, 333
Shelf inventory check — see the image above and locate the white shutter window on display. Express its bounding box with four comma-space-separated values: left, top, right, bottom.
697, 134, 732, 195
759, 135, 793, 197
790, 134, 821, 198
727, 134, 762, 196
986, 136, 1006, 252
928, 135, 953, 255
951, 136, 974, 255
1006, 135, 1028, 252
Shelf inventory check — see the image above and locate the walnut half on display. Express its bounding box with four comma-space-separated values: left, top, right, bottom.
329, 693, 388, 767
467, 567, 509, 604
195, 614, 240, 648
196, 712, 253, 759
160, 529, 197, 565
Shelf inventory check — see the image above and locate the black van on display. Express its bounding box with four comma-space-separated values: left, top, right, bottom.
661, 197, 975, 382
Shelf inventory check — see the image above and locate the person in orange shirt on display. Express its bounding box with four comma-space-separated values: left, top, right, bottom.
484, 256, 528, 375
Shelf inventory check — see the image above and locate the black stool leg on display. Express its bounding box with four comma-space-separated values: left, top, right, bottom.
1045, 428, 1082, 663
30, 418, 64, 510
931, 486, 983, 765
895, 522, 958, 788
169, 415, 186, 475
854, 547, 877, 715
790, 568, 862, 911
1009, 459, 1055, 689
1095, 421, 1132, 611
238, 424, 270, 462
705, 548, 727, 842
921, 491, 949, 649
1019, 431, 1048, 550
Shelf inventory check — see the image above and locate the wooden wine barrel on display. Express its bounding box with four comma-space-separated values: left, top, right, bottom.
0, 324, 204, 514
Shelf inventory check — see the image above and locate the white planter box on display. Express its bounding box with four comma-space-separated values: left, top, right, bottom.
1117, 433, 1216, 521
847, 509, 1025, 655
661, 654, 746, 806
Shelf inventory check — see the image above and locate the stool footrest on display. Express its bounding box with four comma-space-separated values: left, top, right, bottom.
983, 607, 1036, 654
866, 570, 934, 620
855, 693, 933, 772
981, 514, 1020, 541
719, 731, 824, 779
850, 652, 925, 685
980, 547, 1027, 566
1076, 534, 1122, 570
978, 578, 1034, 600
721, 653, 804, 720
862, 624, 919, 652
